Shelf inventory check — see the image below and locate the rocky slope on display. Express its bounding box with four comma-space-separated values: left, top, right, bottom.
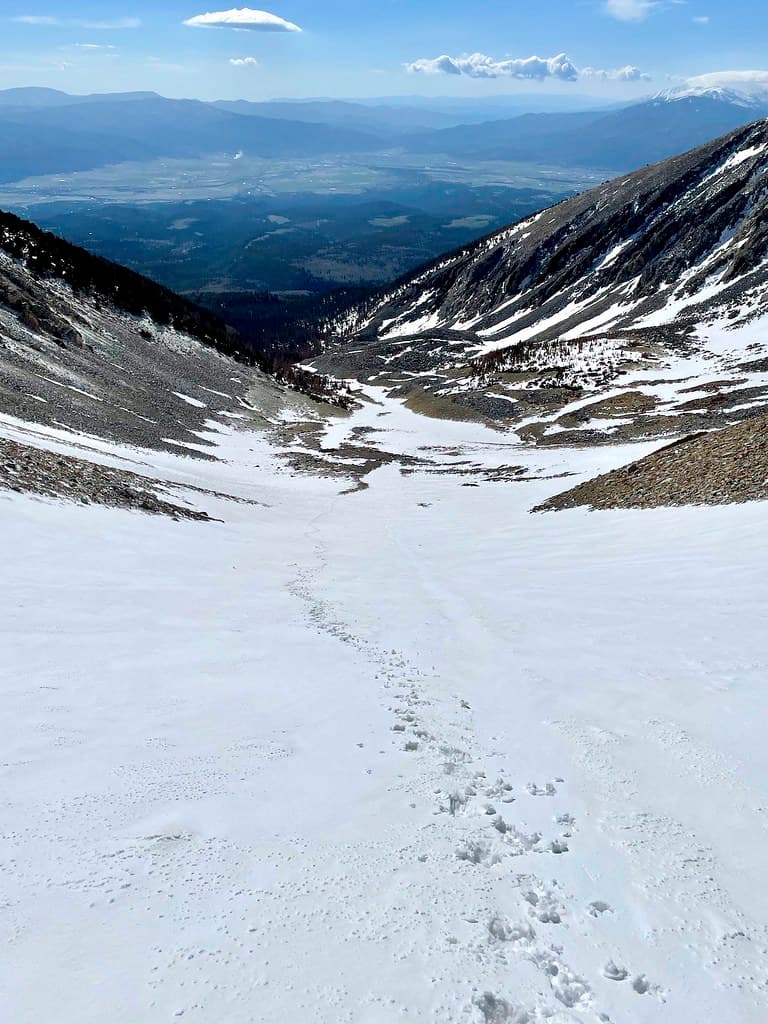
310, 118, 768, 445
536, 413, 768, 511
0, 208, 365, 516
0, 435, 211, 520
0, 209, 290, 459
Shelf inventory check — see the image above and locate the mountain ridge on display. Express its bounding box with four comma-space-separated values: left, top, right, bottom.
308, 117, 768, 442
0, 206, 284, 455
0, 208, 243, 359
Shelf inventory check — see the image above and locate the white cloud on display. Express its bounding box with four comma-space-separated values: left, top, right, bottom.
405, 53, 580, 81
229, 56, 259, 66
605, 0, 656, 21
74, 43, 116, 50
406, 52, 650, 84
183, 8, 302, 32
655, 70, 768, 108
582, 64, 651, 82
692, 16, 710, 24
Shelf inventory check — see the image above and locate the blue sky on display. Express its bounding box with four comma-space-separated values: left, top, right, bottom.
1, 2, 766, 100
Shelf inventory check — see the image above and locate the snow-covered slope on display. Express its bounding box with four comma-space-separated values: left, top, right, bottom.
312, 119, 768, 440
3, 388, 768, 1024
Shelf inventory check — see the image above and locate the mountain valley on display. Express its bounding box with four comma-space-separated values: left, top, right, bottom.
2, 79, 768, 1024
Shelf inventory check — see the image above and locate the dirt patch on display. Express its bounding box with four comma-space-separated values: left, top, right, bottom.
672, 385, 768, 413
678, 378, 747, 394
278, 439, 427, 489
402, 461, 532, 484
558, 391, 660, 426
401, 385, 493, 425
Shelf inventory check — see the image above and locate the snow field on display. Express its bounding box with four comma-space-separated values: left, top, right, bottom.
1, 394, 767, 1022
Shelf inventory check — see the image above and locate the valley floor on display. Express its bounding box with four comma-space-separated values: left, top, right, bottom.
2, 395, 767, 1023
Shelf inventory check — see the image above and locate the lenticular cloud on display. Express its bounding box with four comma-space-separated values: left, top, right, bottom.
605, 0, 656, 22
183, 8, 302, 32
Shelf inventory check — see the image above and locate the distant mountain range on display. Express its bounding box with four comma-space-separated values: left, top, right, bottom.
0, 84, 766, 183
408, 93, 768, 169
656, 71, 768, 107
0, 86, 164, 108
0, 95, 378, 183
211, 98, 460, 136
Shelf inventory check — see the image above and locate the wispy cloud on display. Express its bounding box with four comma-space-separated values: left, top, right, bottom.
12, 15, 59, 25
11, 15, 142, 29
604, 0, 657, 21
684, 69, 768, 95
80, 18, 141, 29
692, 15, 710, 25
229, 56, 259, 66
405, 52, 650, 83
183, 8, 302, 32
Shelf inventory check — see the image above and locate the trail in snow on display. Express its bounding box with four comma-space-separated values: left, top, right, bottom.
287, 538, 625, 1021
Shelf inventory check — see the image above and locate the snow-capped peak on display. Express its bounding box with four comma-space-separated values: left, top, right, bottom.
655, 70, 768, 108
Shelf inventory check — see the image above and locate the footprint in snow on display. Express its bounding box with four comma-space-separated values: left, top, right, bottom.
527, 782, 557, 796
487, 916, 536, 946
603, 960, 629, 981
456, 839, 501, 866
522, 884, 563, 924
485, 777, 515, 802
632, 974, 654, 995
588, 900, 612, 917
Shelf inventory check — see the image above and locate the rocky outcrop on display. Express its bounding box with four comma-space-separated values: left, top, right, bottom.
535, 415, 768, 511
0, 436, 210, 519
